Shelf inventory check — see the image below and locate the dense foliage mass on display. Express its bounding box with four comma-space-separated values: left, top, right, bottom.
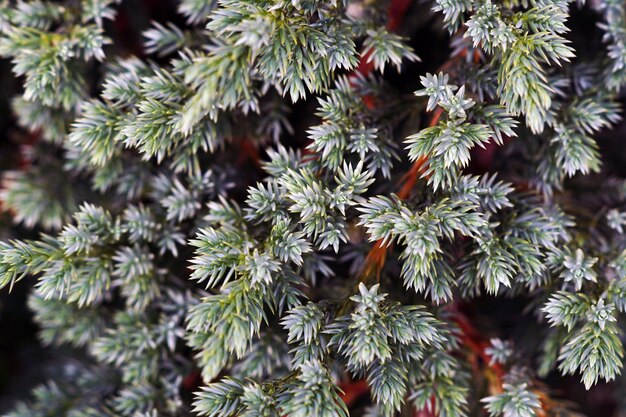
1, 0, 626, 416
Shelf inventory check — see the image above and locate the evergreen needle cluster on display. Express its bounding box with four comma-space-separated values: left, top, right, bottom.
0, 0, 626, 416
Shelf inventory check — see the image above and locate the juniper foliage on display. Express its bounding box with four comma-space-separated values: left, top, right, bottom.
0, 0, 626, 416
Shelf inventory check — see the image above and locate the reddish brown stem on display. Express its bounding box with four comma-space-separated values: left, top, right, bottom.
235, 137, 262, 168
339, 378, 370, 408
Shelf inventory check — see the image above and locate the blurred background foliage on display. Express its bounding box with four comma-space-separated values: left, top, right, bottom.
1, 0, 626, 415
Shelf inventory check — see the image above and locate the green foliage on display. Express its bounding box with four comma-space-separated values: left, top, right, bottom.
482, 383, 541, 417
1, 0, 626, 416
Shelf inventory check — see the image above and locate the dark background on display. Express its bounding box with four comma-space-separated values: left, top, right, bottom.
1, 0, 625, 415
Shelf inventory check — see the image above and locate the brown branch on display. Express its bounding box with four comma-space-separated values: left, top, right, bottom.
357, 41, 474, 281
